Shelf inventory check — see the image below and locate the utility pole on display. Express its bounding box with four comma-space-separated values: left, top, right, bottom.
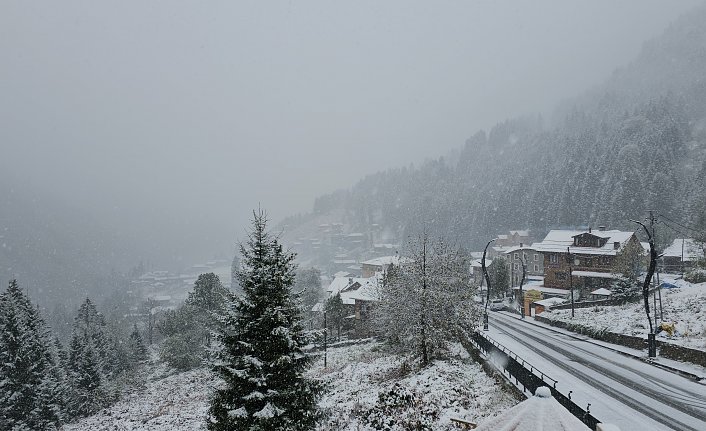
323, 310, 327, 368
567, 247, 575, 318
519, 255, 527, 318
482, 239, 495, 331
656, 270, 663, 320
630, 211, 658, 358
679, 238, 685, 278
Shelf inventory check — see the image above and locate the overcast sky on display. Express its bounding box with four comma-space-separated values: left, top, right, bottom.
1, 1, 701, 268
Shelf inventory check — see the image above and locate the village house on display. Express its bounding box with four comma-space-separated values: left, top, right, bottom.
504, 244, 544, 287
320, 275, 380, 336
533, 227, 641, 298
360, 255, 407, 277
494, 229, 532, 247
661, 238, 705, 274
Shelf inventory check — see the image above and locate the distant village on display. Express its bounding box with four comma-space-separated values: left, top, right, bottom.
130, 221, 705, 336
284, 223, 705, 335
129, 259, 233, 313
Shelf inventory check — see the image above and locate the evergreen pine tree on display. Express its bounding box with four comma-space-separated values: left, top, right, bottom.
295, 268, 323, 317
128, 323, 149, 364
68, 334, 107, 417
611, 240, 645, 304
208, 210, 322, 430
324, 292, 344, 341
185, 273, 229, 347
67, 298, 111, 417
0, 280, 66, 430
231, 253, 241, 293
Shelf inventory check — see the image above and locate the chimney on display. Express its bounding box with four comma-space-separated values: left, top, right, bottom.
519, 242, 523, 247
598, 226, 606, 231
588, 226, 591, 234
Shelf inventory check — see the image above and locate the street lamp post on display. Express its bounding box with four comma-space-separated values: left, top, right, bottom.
482, 239, 495, 331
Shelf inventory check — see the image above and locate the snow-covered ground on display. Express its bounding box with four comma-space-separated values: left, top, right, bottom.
61, 357, 211, 431
308, 340, 517, 430
542, 281, 706, 351
62, 341, 517, 430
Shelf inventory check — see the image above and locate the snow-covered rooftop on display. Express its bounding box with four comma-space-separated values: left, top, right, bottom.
326, 275, 380, 304
327, 276, 353, 294
590, 288, 612, 296
504, 244, 539, 254
474, 386, 591, 431
533, 229, 635, 256
572, 270, 616, 279
534, 297, 566, 307
513, 284, 569, 296
361, 255, 400, 266
509, 230, 530, 237
662, 238, 705, 260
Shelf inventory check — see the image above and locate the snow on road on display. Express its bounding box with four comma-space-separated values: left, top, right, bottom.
486, 311, 706, 431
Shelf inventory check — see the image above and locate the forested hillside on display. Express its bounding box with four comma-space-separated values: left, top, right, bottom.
283, 5, 706, 251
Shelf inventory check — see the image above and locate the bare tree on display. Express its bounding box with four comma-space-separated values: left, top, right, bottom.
374, 233, 477, 367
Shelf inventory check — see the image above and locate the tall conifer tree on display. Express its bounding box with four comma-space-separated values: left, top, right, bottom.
208, 210, 322, 430
0, 280, 66, 430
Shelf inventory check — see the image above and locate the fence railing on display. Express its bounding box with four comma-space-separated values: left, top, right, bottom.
470, 330, 601, 430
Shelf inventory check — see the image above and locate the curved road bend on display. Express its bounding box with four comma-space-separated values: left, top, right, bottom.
487, 312, 706, 431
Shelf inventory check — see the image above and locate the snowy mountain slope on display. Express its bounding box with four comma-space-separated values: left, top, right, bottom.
279, 3, 706, 256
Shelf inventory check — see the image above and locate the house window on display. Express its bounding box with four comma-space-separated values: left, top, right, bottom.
514, 253, 519, 260
534, 254, 538, 261
534, 264, 539, 272
550, 254, 558, 264
514, 263, 518, 270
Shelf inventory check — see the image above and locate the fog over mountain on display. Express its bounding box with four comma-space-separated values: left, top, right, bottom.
283, 4, 706, 262
1, 1, 702, 303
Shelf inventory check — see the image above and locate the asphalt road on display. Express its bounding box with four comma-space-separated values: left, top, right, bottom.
487, 311, 706, 431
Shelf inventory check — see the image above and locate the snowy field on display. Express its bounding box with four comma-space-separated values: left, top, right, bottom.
62, 341, 516, 430
542, 281, 706, 351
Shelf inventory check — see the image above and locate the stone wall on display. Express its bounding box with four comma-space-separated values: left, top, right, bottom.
534, 315, 706, 367
550, 298, 622, 311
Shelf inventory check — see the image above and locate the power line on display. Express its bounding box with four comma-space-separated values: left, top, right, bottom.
657, 220, 690, 238
657, 213, 703, 235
